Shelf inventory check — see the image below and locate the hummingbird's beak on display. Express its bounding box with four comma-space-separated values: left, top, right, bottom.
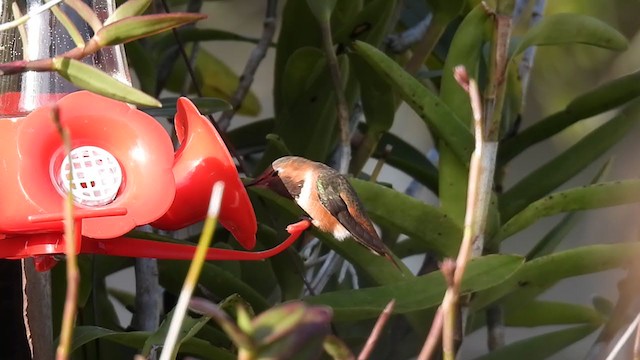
244, 166, 275, 188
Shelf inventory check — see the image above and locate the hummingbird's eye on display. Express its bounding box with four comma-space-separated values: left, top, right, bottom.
270, 171, 278, 177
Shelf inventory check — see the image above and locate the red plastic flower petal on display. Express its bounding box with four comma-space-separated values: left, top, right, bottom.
152, 98, 257, 250
5, 91, 176, 239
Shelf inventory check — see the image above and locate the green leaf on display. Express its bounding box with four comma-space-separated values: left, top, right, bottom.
227, 118, 274, 154
107, 288, 135, 312
334, 0, 397, 46
139, 97, 231, 117
159, 260, 271, 313
499, 180, 640, 241
105, 0, 151, 25
93, 13, 206, 47
125, 41, 157, 95
473, 324, 597, 360
69, 326, 235, 360
472, 243, 640, 310
352, 179, 461, 256
503, 301, 603, 327
323, 335, 354, 360
166, 48, 261, 116
257, 225, 304, 300
373, 131, 439, 193
500, 71, 640, 164
52, 57, 160, 107
189, 297, 254, 349
249, 302, 307, 345
269, 52, 349, 162
467, 301, 603, 333
305, 255, 522, 322
524, 159, 612, 259
349, 54, 396, 173
142, 309, 210, 358
352, 40, 473, 165
439, 4, 489, 126
513, 13, 628, 56
306, 0, 336, 23
274, 0, 322, 115
499, 100, 640, 220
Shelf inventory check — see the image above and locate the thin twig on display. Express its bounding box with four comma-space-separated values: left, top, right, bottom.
417, 307, 444, 360
358, 300, 396, 360
440, 66, 496, 360
53, 105, 79, 360
159, 182, 225, 360
218, 0, 278, 131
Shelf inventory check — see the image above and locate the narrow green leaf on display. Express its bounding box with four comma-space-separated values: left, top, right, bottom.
142, 309, 210, 357
499, 100, 640, 220
503, 301, 603, 327
352, 40, 473, 165
257, 225, 304, 301
125, 41, 157, 95
525, 159, 612, 259
189, 298, 254, 349
52, 57, 160, 107
227, 118, 274, 154
334, 0, 397, 46
158, 260, 271, 313
166, 47, 261, 116
305, 255, 522, 322
500, 71, 640, 164
499, 180, 640, 240
513, 13, 628, 56
69, 326, 235, 360
473, 324, 597, 360
107, 288, 135, 312
64, 0, 103, 33
306, 0, 336, 23
472, 243, 640, 311
352, 179, 461, 256
105, 0, 151, 25
274, 0, 322, 115
468, 301, 603, 333
440, 4, 489, 125
323, 335, 354, 360
378, 132, 438, 189
373, 130, 439, 193
349, 54, 396, 173
94, 13, 206, 47
139, 97, 231, 117
50, 5, 85, 47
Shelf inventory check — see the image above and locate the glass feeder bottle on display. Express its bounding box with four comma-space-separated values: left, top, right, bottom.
0, 0, 130, 117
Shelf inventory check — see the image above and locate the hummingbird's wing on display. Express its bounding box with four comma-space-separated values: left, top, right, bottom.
316, 173, 387, 255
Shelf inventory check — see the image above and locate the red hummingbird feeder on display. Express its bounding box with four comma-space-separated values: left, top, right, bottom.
0, 0, 309, 271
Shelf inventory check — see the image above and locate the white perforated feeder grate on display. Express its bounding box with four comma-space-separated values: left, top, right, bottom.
58, 146, 123, 207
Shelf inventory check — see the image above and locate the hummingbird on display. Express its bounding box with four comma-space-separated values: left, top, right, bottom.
249, 156, 400, 269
